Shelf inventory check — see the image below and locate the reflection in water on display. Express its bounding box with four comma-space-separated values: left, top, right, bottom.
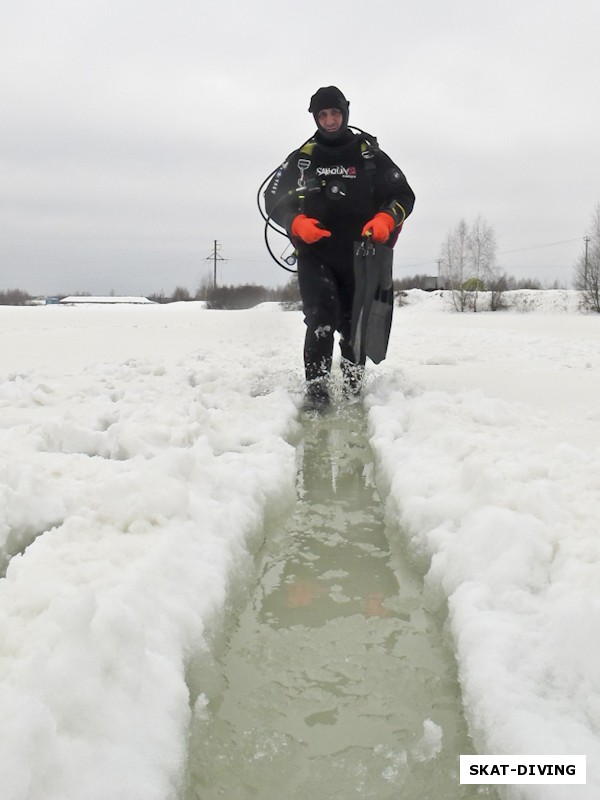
185, 405, 495, 799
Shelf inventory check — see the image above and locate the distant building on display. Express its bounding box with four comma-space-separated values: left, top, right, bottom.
423, 277, 445, 291
58, 296, 155, 305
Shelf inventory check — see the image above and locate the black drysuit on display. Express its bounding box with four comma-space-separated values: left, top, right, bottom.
265, 128, 415, 383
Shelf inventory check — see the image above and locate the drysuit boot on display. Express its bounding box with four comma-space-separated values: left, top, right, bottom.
341, 359, 364, 399
301, 378, 331, 413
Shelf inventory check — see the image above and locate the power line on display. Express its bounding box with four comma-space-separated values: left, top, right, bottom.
498, 237, 582, 256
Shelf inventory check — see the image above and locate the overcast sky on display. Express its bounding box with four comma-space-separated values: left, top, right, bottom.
2, 0, 599, 296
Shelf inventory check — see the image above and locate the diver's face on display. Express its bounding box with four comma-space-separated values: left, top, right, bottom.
317, 108, 343, 133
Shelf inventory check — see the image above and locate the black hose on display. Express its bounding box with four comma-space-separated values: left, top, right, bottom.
257, 168, 298, 273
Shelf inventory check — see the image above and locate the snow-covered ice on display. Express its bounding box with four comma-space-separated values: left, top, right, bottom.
1, 292, 599, 799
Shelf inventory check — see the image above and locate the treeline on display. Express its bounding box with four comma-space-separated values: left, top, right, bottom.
0, 274, 567, 309
0, 289, 35, 306
0, 281, 302, 308
393, 274, 566, 292
149, 279, 301, 308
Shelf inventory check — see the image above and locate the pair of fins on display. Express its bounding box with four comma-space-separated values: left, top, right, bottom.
350, 238, 394, 365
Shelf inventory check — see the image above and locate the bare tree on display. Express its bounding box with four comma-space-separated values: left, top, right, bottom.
439, 216, 499, 311
488, 272, 509, 311
467, 216, 498, 311
172, 286, 191, 302
573, 205, 600, 313
195, 270, 213, 301
0, 289, 32, 305
440, 219, 470, 311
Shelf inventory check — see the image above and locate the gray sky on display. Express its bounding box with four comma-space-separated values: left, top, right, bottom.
2, 0, 599, 296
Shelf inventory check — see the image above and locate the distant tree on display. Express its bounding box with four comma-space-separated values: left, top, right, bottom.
547, 279, 567, 290
511, 277, 542, 290
439, 216, 499, 311
439, 219, 470, 311
488, 272, 510, 311
171, 286, 191, 302
276, 276, 301, 305
196, 279, 301, 309
467, 215, 498, 311
573, 205, 600, 313
195, 271, 213, 301
147, 291, 168, 304
205, 283, 269, 310
0, 289, 32, 305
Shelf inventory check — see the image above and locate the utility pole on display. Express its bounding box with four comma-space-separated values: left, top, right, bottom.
584, 236, 590, 286
206, 240, 226, 288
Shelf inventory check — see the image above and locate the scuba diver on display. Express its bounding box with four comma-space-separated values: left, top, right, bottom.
264, 85, 415, 411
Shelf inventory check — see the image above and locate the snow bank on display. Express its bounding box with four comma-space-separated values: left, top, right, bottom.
400, 288, 586, 314
366, 297, 600, 798
0, 306, 301, 800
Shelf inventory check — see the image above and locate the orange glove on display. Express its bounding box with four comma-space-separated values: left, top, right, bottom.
291, 214, 331, 244
361, 212, 395, 243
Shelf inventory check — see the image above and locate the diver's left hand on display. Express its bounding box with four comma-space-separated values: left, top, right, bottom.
361, 212, 395, 243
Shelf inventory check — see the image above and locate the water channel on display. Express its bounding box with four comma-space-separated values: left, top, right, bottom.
185, 404, 497, 799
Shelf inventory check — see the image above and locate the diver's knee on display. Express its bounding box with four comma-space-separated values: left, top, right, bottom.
304, 306, 335, 338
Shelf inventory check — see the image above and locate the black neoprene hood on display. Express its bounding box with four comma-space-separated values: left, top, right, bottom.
308, 86, 350, 142
308, 86, 349, 115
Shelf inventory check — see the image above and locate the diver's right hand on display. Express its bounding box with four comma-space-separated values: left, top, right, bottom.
291, 214, 331, 244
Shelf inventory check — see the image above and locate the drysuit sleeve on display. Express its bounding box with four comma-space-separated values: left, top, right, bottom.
372, 150, 416, 232
264, 152, 303, 235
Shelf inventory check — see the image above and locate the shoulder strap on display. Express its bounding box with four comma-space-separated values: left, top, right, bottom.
360, 137, 378, 192
359, 134, 379, 158
299, 140, 317, 157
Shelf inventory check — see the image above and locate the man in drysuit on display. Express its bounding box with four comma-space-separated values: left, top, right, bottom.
265, 85, 415, 410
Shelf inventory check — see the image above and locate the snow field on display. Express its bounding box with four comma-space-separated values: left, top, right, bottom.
1, 294, 599, 799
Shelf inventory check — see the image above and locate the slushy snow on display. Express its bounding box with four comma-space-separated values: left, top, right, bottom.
1, 292, 599, 799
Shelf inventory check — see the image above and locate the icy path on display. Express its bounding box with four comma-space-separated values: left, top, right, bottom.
185, 406, 496, 799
